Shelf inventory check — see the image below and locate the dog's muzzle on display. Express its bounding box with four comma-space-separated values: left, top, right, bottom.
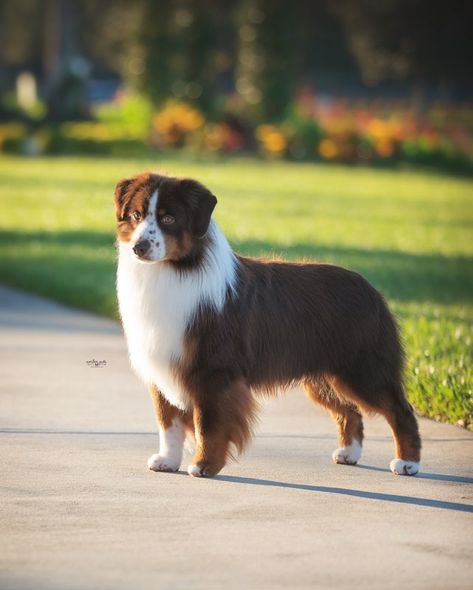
133, 239, 151, 258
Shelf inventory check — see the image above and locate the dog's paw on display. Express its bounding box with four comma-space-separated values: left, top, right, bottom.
187, 462, 222, 478
332, 439, 362, 465
390, 459, 420, 476
147, 454, 180, 472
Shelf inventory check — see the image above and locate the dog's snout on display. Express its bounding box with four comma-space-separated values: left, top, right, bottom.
133, 239, 151, 258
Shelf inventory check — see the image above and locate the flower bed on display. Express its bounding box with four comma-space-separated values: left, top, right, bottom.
1, 92, 472, 174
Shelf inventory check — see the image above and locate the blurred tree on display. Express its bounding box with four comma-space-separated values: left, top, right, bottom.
297, 0, 359, 93
1, 0, 472, 125
236, 0, 299, 121
140, 0, 232, 115
234, 0, 361, 121
0, 0, 90, 121
0, 0, 43, 65
331, 0, 473, 97
80, 0, 146, 83
43, 0, 90, 121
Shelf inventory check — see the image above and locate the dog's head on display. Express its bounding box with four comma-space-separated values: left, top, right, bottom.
114, 172, 217, 264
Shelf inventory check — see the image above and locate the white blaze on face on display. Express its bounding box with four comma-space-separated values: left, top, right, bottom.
131, 189, 166, 262
117, 219, 238, 411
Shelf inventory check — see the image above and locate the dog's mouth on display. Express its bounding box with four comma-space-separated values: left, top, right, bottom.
131, 239, 162, 263
133, 252, 160, 264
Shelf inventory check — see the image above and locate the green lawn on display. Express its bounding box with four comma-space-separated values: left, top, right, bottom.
1, 155, 472, 428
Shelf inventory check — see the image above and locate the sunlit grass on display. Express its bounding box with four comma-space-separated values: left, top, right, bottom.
1, 155, 472, 428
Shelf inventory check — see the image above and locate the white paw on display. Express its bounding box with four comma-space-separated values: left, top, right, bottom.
390, 459, 420, 476
332, 439, 362, 465
187, 463, 206, 477
187, 462, 222, 477
147, 454, 180, 472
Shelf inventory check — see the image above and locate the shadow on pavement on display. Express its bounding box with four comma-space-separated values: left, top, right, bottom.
215, 475, 473, 513
355, 463, 473, 484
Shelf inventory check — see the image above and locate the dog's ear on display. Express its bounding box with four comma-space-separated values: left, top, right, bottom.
114, 178, 133, 220
180, 179, 217, 238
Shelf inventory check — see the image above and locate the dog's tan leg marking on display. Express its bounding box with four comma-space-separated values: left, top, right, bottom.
188, 380, 257, 478
382, 407, 421, 475
304, 378, 364, 465
148, 385, 193, 472
188, 421, 229, 478
325, 376, 421, 476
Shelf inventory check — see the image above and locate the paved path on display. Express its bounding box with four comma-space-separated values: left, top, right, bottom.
1, 285, 472, 590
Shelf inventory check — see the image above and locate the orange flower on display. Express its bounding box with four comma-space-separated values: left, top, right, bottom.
375, 139, 394, 158
255, 125, 287, 155
153, 101, 205, 146
319, 138, 338, 159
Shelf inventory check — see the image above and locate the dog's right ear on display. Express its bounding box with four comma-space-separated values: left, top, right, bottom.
179, 179, 217, 238
114, 178, 133, 220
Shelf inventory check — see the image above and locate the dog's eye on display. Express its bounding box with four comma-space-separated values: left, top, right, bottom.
161, 214, 175, 225
132, 211, 142, 221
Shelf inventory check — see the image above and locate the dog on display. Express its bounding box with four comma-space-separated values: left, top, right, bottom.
114, 172, 421, 478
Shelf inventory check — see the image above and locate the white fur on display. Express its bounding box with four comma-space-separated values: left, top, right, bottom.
188, 463, 207, 477
148, 417, 185, 472
131, 190, 166, 262
332, 439, 362, 465
117, 192, 237, 410
390, 458, 420, 476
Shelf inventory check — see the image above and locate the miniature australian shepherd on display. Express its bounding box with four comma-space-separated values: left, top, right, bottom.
115, 172, 421, 478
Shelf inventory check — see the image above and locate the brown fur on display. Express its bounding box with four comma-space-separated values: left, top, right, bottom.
304, 378, 364, 450
327, 375, 420, 462
115, 172, 422, 476
162, 231, 194, 262
190, 380, 257, 476
149, 384, 193, 433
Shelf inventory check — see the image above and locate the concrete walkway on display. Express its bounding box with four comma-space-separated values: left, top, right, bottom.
1, 285, 472, 590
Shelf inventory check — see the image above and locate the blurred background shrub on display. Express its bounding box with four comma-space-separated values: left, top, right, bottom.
0, 0, 472, 173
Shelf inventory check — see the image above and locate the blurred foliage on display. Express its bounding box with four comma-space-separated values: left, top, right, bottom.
1, 0, 472, 124
1, 92, 472, 174
0, 1, 471, 173
332, 0, 472, 87
152, 101, 205, 148
95, 92, 153, 138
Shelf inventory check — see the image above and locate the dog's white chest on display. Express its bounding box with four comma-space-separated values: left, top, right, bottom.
117, 253, 198, 409
116, 223, 237, 410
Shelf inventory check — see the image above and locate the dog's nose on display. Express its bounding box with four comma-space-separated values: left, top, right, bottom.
133, 239, 151, 257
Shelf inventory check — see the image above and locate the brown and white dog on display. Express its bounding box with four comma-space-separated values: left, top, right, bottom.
114, 172, 421, 478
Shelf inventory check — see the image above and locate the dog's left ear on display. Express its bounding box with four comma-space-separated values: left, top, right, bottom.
114, 177, 133, 220
180, 179, 217, 238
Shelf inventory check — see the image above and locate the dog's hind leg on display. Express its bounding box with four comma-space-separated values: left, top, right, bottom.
304, 378, 364, 466
328, 376, 421, 476
148, 385, 193, 472
382, 393, 421, 476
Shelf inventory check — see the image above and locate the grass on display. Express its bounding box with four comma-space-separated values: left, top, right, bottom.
1, 155, 472, 429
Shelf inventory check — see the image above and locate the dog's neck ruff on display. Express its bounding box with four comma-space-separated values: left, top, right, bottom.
117, 221, 237, 409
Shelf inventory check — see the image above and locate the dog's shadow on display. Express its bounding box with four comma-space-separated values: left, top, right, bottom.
205, 468, 473, 514
354, 463, 473, 484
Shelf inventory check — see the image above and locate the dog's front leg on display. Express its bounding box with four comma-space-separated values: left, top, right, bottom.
187, 378, 256, 478
188, 402, 229, 478
148, 385, 192, 472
